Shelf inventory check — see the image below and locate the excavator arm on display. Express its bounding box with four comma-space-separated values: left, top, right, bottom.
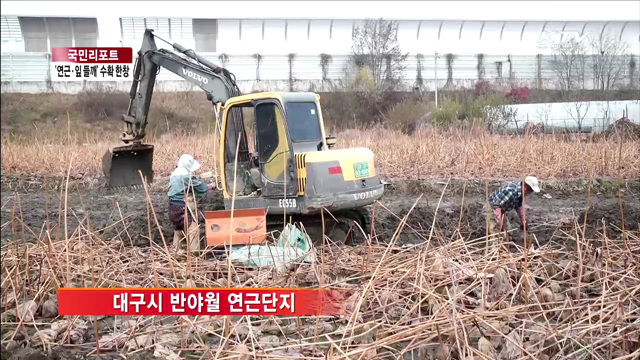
103, 29, 244, 188
121, 29, 240, 143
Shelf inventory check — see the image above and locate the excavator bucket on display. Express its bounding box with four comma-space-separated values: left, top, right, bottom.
102, 144, 154, 188
204, 208, 267, 247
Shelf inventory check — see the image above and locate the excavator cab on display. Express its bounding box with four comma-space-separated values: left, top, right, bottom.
205, 91, 385, 247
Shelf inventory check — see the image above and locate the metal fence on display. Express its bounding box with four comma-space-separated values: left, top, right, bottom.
2, 52, 640, 94
1, 53, 51, 81
500, 100, 640, 133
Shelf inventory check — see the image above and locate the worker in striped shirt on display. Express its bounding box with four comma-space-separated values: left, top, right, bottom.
487, 176, 541, 233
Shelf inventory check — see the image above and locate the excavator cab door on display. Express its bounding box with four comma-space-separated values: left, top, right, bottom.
252, 99, 298, 198
204, 99, 297, 248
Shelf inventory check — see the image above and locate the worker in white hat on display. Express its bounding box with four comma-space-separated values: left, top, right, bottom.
167, 154, 216, 252
487, 176, 541, 234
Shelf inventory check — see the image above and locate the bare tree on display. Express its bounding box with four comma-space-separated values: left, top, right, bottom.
596, 101, 613, 132
589, 33, 630, 93
485, 105, 519, 134
549, 38, 588, 93
563, 101, 592, 132
534, 103, 553, 130
550, 32, 631, 97
350, 18, 409, 91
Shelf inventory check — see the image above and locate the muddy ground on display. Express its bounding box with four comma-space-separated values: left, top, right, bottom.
2, 174, 638, 247
1, 175, 639, 360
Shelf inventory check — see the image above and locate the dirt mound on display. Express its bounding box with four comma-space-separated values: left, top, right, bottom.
578, 201, 640, 236
599, 118, 640, 140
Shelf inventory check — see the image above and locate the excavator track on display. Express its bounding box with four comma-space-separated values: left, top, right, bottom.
206, 207, 372, 260
264, 206, 372, 246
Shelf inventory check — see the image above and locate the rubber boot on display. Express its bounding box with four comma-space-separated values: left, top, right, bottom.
187, 221, 200, 253
173, 230, 185, 250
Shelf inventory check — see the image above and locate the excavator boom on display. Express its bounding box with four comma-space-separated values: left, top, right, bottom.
104, 29, 240, 189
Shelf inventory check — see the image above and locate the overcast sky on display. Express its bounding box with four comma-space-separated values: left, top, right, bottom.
2, 1, 640, 21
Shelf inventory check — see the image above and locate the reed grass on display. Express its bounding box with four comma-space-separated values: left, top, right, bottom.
1, 174, 638, 359
2, 128, 639, 181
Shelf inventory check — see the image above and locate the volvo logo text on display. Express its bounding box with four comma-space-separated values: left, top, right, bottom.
353, 188, 383, 201
182, 68, 209, 84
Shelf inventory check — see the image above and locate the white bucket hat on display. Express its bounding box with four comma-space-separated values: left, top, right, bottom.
170, 154, 201, 177
524, 176, 540, 193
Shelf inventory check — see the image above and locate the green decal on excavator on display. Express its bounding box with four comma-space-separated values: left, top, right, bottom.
355, 162, 370, 178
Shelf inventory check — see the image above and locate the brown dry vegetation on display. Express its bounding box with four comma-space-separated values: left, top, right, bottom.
1, 92, 639, 359
2, 129, 640, 181
1, 192, 639, 359
2, 92, 638, 181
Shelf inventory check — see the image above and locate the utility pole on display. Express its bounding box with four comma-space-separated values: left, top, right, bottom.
434, 51, 439, 108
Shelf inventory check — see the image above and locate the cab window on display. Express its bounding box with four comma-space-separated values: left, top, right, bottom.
284, 102, 323, 142
254, 102, 291, 183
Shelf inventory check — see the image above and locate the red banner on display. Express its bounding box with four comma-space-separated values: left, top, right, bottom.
58, 288, 349, 316
51, 47, 133, 63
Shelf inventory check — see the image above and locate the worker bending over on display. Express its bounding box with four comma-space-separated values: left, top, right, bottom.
487, 176, 540, 233
168, 154, 215, 251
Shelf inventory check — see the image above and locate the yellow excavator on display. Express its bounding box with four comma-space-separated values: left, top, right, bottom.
102, 29, 385, 247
